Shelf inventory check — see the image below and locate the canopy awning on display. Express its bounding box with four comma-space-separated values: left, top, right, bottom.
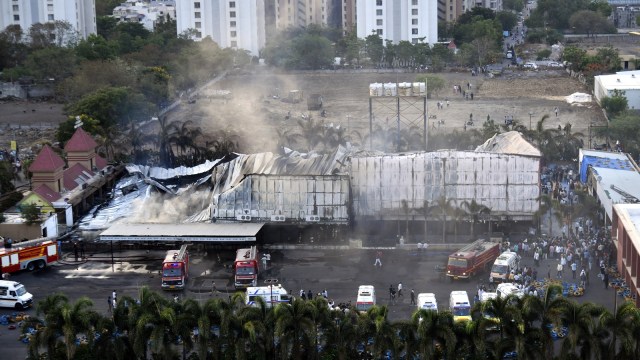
99, 223, 265, 242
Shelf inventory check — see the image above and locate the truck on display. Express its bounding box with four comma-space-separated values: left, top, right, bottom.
0, 239, 59, 274
307, 94, 323, 110
446, 239, 501, 280
246, 285, 292, 308
161, 244, 189, 290
234, 246, 259, 289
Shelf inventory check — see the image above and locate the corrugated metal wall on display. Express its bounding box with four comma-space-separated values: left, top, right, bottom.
350, 151, 540, 219
215, 174, 350, 222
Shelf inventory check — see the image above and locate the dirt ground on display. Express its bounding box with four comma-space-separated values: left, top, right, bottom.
0, 69, 606, 157
178, 68, 605, 153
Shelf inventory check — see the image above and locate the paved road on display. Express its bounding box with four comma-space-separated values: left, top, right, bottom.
0, 245, 619, 358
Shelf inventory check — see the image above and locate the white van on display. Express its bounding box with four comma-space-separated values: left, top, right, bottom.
245, 285, 292, 308
0, 280, 33, 310
356, 285, 376, 311
417, 293, 438, 312
490, 251, 519, 283
496, 283, 525, 299
449, 291, 471, 322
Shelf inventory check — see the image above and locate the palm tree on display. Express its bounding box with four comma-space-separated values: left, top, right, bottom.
418, 200, 436, 243
173, 298, 201, 360
597, 301, 640, 360
521, 284, 566, 359
156, 115, 178, 166
531, 114, 560, 162
274, 298, 315, 360
238, 296, 276, 360
557, 300, 604, 359
461, 199, 491, 239
434, 195, 453, 243
27, 294, 98, 360
412, 309, 456, 359
401, 199, 410, 242
356, 306, 398, 359
322, 308, 359, 360
451, 206, 466, 242
555, 123, 584, 161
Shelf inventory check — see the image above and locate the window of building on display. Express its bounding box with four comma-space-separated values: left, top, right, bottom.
194, 2, 200, 9
412, 9, 418, 15
376, 0, 382, 6
230, 20, 236, 27
13, 14, 19, 21
376, 29, 383, 35
229, 1, 235, 8
196, 31, 202, 38
376, 19, 382, 26
376, 9, 382, 16
230, 30, 237, 37
195, 21, 201, 28
47, 4, 53, 11
230, 11, 236, 18
195, 12, 201, 18
48, 14, 54, 21
412, 28, 418, 34
231, 40, 237, 47
412, 19, 418, 25
412, 38, 419, 44
12, 5, 18, 11
412, 0, 418, 5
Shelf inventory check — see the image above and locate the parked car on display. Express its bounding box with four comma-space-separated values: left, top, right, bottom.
523, 62, 538, 69
547, 62, 563, 68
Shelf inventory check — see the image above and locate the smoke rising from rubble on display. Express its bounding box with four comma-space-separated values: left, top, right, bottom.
126, 188, 211, 223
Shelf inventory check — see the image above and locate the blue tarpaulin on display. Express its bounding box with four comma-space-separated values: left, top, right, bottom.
580, 155, 635, 183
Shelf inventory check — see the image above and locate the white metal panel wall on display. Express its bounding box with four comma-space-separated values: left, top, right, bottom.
350, 151, 540, 219
216, 174, 349, 221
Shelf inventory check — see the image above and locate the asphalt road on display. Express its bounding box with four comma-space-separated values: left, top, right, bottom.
0, 245, 619, 358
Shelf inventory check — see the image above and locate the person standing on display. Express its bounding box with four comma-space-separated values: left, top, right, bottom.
556, 263, 563, 279
571, 261, 577, 279
107, 296, 112, 313
603, 271, 609, 289
307, 290, 313, 300
374, 251, 382, 267
397, 283, 403, 298
554, 107, 559, 117
322, 289, 328, 299
410, 289, 416, 305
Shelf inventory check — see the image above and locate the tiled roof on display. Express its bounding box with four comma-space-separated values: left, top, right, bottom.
29, 145, 65, 173
65, 127, 98, 152
95, 155, 108, 170
63, 163, 93, 192
32, 184, 61, 203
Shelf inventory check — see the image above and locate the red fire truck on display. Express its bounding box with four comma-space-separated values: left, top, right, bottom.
161, 245, 189, 290
0, 239, 59, 274
446, 239, 500, 280
234, 246, 259, 289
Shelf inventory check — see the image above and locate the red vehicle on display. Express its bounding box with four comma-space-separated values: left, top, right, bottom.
446, 239, 500, 280
0, 239, 59, 274
234, 246, 259, 289
161, 245, 189, 290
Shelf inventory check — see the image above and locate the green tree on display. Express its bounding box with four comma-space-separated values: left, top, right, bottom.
288, 33, 333, 70
20, 203, 41, 224
274, 299, 314, 360
416, 75, 445, 98
412, 309, 456, 359
364, 33, 384, 64
570, 10, 617, 37
23, 46, 78, 81
75, 34, 117, 61
496, 11, 518, 32
601, 89, 628, 116
434, 195, 453, 243
503, 0, 524, 12
562, 46, 588, 71
461, 200, 491, 239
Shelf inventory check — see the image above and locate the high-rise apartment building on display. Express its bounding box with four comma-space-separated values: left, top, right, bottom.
0, 0, 96, 41
356, 0, 437, 44
341, 0, 355, 31
274, 0, 340, 29
175, 0, 265, 56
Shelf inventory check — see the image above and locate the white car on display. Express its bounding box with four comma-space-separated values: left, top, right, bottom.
547, 62, 563, 68
523, 62, 538, 69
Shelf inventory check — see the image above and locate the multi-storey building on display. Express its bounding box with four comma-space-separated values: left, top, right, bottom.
0, 0, 96, 41
273, 0, 345, 29
341, 0, 355, 31
175, 0, 265, 56
112, 0, 176, 31
356, 0, 437, 44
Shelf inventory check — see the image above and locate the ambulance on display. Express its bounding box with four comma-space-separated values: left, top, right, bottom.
0, 280, 33, 310
417, 293, 438, 312
245, 285, 292, 308
449, 291, 471, 322
356, 285, 376, 312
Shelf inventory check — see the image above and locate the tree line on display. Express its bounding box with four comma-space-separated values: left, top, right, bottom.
22, 285, 640, 360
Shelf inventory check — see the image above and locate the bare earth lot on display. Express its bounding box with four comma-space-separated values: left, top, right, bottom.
0, 69, 605, 155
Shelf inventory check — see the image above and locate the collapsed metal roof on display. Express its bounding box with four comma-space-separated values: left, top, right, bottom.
475, 131, 541, 157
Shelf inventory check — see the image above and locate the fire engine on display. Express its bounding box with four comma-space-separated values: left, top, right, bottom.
161, 244, 189, 290
234, 246, 259, 289
446, 238, 500, 280
0, 239, 59, 274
